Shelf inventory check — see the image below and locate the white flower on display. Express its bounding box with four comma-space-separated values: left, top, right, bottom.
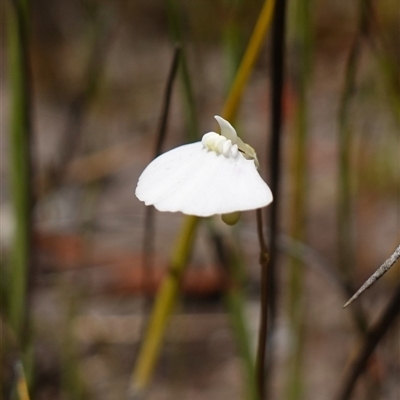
135, 116, 273, 217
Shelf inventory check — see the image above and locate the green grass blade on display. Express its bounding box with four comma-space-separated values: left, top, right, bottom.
285, 0, 312, 398
6, 0, 33, 350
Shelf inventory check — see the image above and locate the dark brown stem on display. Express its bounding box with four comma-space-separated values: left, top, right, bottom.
268, 0, 286, 334
154, 45, 182, 156
265, 0, 287, 396
142, 45, 181, 301
256, 208, 270, 399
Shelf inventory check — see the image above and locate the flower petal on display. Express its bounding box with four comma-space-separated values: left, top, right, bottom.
214, 115, 238, 142
136, 143, 273, 217
136, 142, 204, 207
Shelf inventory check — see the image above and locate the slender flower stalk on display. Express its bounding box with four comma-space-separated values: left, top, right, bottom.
255, 208, 270, 399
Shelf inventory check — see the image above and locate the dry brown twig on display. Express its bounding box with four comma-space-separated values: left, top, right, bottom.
344, 244, 400, 308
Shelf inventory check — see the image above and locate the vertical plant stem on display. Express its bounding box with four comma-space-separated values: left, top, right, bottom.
337, 52, 357, 285
220, 5, 263, 397
222, 0, 245, 87
286, 100, 307, 400
142, 46, 181, 303
222, 0, 276, 119
286, 1, 312, 398
336, 0, 373, 338
129, 216, 199, 396
337, 0, 370, 286
336, 2, 387, 397
153, 46, 182, 157
173, 0, 274, 152
255, 209, 269, 399
265, 0, 288, 397
6, 0, 33, 352
267, 0, 287, 332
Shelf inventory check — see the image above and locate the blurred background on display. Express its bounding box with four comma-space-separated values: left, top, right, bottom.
1, 0, 399, 399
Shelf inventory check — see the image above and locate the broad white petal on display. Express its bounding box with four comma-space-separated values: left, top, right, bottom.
136, 143, 273, 217
136, 142, 204, 206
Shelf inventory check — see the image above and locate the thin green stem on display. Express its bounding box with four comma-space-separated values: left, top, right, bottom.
222, 1, 245, 88
129, 216, 199, 397
337, 0, 371, 286
285, 0, 312, 398
6, 0, 33, 352
286, 105, 307, 400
